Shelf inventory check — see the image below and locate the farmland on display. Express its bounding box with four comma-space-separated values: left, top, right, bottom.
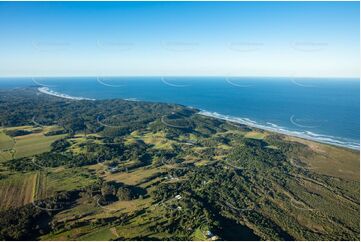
0, 88, 359, 241
0, 125, 65, 162
0, 172, 37, 210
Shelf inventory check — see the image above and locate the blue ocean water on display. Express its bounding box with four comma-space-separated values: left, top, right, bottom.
0, 77, 359, 149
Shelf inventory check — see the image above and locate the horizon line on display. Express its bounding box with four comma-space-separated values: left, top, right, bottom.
0, 75, 359, 79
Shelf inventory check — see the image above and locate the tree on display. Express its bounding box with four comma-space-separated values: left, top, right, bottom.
116, 187, 133, 201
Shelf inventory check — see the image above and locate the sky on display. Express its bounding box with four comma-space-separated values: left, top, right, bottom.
0, 1, 359, 77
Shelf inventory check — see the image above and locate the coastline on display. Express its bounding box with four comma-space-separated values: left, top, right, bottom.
37, 87, 95, 101
199, 111, 359, 151
37, 87, 360, 151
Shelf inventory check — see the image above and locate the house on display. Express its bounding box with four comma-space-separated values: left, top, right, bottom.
108, 166, 119, 173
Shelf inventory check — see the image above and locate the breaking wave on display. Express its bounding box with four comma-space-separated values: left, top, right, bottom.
200, 110, 359, 150
38, 87, 95, 101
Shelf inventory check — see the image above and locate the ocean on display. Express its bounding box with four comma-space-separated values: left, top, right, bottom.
0, 77, 359, 150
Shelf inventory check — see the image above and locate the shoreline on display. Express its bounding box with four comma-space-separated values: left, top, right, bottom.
199, 111, 359, 151
37, 87, 95, 101
37, 86, 360, 151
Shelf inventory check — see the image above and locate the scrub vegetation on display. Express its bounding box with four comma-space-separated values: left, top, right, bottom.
0, 88, 359, 240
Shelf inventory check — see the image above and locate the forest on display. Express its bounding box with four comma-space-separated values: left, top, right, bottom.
0, 88, 359, 241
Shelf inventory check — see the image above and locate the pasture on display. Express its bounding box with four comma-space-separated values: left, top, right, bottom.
0, 125, 65, 161
0, 172, 37, 210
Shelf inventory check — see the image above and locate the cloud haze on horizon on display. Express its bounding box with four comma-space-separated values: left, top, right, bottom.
0, 1, 359, 78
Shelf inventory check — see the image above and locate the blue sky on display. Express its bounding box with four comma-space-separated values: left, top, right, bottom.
0, 1, 359, 77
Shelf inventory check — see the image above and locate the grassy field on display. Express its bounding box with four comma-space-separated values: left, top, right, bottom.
102, 166, 165, 186
13, 132, 65, 159
0, 131, 15, 162
142, 131, 175, 150
244, 130, 267, 140
0, 151, 13, 162
68, 134, 102, 154
33, 171, 48, 200
0, 172, 37, 210
0, 125, 66, 162
0, 131, 15, 150
45, 168, 97, 196
78, 226, 116, 241
0, 167, 95, 210
124, 130, 175, 150
285, 136, 360, 180
111, 211, 171, 240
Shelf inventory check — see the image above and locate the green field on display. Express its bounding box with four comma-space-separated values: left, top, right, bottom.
13, 132, 65, 159
0, 126, 65, 162
0, 131, 14, 150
